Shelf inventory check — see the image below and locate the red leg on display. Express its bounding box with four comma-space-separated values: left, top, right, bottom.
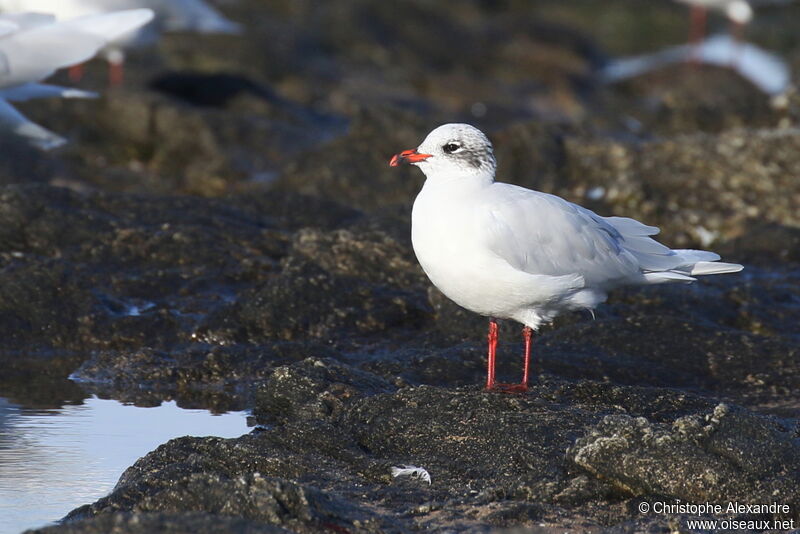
486, 319, 498, 390
109, 60, 125, 87
68, 63, 85, 83
521, 326, 532, 388
689, 5, 707, 45
688, 6, 707, 64
485, 321, 531, 393
495, 327, 531, 392
730, 20, 745, 67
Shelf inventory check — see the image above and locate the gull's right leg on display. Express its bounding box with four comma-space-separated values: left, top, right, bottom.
688, 5, 707, 63
68, 63, 85, 83
485, 319, 498, 390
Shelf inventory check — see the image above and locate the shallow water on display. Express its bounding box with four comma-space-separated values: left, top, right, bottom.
0, 396, 250, 534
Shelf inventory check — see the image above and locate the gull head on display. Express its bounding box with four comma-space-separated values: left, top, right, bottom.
390, 123, 497, 182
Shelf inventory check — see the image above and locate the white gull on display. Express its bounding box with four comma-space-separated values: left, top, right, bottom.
391, 123, 743, 392
601, 34, 790, 97
0, 9, 153, 148
0, 0, 241, 85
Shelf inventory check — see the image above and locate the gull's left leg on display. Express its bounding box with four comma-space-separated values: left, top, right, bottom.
729, 20, 746, 67
688, 5, 707, 64
485, 319, 499, 390
521, 326, 532, 388
109, 59, 125, 87
106, 49, 126, 87
68, 63, 86, 83
689, 5, 707, 46
500, 326, 531, 392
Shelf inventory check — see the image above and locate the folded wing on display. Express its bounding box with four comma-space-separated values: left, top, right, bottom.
482, 184, 741, 288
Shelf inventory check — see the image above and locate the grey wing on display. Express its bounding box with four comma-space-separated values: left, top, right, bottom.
481, 187, 694, 286
0, 19, 18, 39
0, 13, 55, 32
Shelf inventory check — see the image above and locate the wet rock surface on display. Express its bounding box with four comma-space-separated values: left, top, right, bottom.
4, 0, 800, 532
27, 378, 800, 533
30, 513, 292, 534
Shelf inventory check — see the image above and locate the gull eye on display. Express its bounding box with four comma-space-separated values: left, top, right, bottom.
442, 142, 462, 154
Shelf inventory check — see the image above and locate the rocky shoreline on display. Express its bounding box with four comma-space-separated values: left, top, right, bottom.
1, 0, 798, 532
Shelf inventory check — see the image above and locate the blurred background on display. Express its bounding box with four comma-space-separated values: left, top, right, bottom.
4, 0, 800, 221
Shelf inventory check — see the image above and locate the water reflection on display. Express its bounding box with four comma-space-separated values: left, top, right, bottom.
0, 396, 249, 534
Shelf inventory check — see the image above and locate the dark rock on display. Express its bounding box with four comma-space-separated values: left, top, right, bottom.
254, 357, 394, 424
0, 136, 63, 187
71, 343, 333, 411
340, 385, 594, 495
209, 255, 427, 342
716, 222, 800, 266
25, 512, 292, 534
273, 107, 437, 212
67, 471, 377, 534
35, 381, 800, 533
58, 424, 393, 533
540, 309, 800, 401
289, 228, 426, 288
23, 90, 345, 196
559, 127, 800, 247
0, 259, 93, 350
0, 185, 380, 406
603, 64, 782, 135
200, 226, 431, 344
568, 403, 800, 508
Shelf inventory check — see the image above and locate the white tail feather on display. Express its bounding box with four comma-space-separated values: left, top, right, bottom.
688, 261, 744, 276
640, 250, 742, 284
643, 271, 696, 284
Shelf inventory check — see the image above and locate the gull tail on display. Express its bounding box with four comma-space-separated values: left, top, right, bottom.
604, 217, 743, 285
686, 261, 744, 276
642, 249, 743, 284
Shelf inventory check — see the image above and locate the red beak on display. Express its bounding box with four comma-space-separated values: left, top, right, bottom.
389, 149, 433, 167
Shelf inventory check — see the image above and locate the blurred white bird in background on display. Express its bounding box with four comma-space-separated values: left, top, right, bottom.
603, 0, 789, 98
0, 0, 241, 85
602, 34, 790, 97
0, 9, 153, 149
674, 0, 753, 45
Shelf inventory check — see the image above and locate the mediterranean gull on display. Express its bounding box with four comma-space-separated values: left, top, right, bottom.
0, 9, 153, 148
390, 124, 743, 392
